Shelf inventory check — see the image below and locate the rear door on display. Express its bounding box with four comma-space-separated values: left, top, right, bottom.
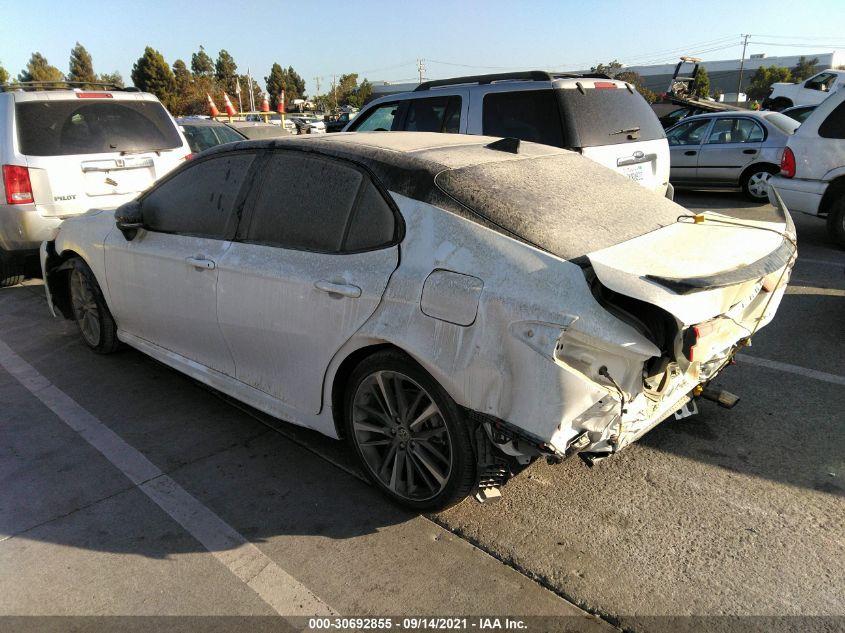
697, 117, 765, 185
667, 118, 713, 184
104, 151, 258, 375
216, 150, 400, 415
14, 95, 188, 217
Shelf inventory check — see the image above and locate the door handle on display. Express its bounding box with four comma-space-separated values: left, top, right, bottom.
186, 256, 216, 270
684, 150, 697, 156
743, 149, 758, 154
314, 280, 362, 298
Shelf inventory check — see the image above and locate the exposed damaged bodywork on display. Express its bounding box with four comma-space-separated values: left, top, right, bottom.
41, 132, 795, 506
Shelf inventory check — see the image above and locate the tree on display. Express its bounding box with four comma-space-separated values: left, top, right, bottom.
0, 61, 8, 85
265, 63, 306, 108
334, 73, 359, 106
791, 56, 819, 81
215, 49, 238, 94
191, 46, 214, 77
616, 70, 656, 103
18, 52, 64, 83
173, 59, 191, 91
131, 47, 176, 106
692, 65, 710, 98
265, 63, 285, 109
98, 71, 124, 88
746, 66, 792, 101
591, 60, 624, 78
68, 42, 96, 87
348, 79, 374, 108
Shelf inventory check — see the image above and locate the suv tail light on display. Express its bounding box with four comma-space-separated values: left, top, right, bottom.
780, 147, 796, 178
2, 165, 34, 205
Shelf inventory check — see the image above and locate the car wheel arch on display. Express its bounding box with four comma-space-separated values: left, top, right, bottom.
819, 175, 845, 217
46, 249, 86, 320
328, 340, 465, 441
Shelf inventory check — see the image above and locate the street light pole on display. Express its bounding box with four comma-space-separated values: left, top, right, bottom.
736, 34, 750, 105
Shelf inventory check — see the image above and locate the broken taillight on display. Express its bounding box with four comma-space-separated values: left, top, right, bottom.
2, 164, 33, 205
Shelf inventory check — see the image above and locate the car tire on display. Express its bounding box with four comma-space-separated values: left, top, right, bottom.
0, 251, 24, 288
344, 349, 477, 511
826, 196, 845, 249
68, 257, 121, 354
741, 165, 778, 201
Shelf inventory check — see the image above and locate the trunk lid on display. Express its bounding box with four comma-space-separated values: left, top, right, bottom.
586, 206, 796, 327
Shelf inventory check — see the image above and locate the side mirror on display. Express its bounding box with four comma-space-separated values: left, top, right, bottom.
114, 200, 144, 241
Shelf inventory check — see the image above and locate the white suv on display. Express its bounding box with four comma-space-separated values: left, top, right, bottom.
343, 71, 671, 197
0, 83, 190, 284
763, 70, 845, 111
768, 89, 845, 247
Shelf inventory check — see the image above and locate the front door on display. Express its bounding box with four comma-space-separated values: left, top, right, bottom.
697, 117, 765, 185
104, 151, 258, 375
216, 150, 400, 414
667, 118, 713, 184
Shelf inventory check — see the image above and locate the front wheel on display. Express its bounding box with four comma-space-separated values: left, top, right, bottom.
826, 196, 845, 249
741, 166, 777, 201
344, 350, 477, 511
69, 258, 121, 354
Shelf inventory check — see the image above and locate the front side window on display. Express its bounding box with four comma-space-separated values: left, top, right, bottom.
705, 118, 764, 144
482, 90, 564, 147
142, 153, 255, 238
667, 119, 711, 146
350, 102, 401, 132
16, 100, 182, 156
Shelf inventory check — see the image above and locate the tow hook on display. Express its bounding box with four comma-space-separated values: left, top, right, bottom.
699, 386, 741, 409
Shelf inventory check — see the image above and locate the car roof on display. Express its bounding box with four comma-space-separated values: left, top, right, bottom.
203, 130, 570, 170
7, 90, 161, 103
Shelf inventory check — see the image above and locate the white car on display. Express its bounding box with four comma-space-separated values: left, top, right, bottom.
763, 69, 845, 111
0, 84, 190, 285
42, 132, 795, 510
345, 71, 672, 197
768, 89, 845, 247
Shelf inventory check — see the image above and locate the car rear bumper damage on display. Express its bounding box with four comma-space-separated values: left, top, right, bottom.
768, 178, 825, 217
0, 203, 62, 252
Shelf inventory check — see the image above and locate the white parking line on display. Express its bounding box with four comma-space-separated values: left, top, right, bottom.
738, 353, 845, 386
0, 338, 335, 619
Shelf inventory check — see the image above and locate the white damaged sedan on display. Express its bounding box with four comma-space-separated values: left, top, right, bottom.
42, 132, 796, 510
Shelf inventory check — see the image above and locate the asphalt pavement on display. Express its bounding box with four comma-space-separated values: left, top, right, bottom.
0, 192, 842, 633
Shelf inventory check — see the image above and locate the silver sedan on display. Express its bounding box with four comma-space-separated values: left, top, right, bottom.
666, 111, 799, 201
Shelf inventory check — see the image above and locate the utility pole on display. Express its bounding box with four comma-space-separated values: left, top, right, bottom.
417, 58, 426, 84
736, 33, 750, 105
332, 74, 337, 112
313, 76, 321, 96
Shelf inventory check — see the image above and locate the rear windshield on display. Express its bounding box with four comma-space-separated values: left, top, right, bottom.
435, 152, 681, 260
764, 112, 801, 135
16, 100, 182, 156
481, 86, 664, 150
556, 86, 665, 148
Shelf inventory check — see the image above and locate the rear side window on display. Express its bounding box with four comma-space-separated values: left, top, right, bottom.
556, 86, 665, 148
350, 102, 402, 132
15, 100, 182, 156
404, 96, 462, 133
142, 153, 255, 239
819, 101, 845, 139
246, 152, 363, 252
705, 118, 764, 144
482, 90, 564, 147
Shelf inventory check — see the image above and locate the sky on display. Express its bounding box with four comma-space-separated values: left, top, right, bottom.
2, 0, 845, 95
